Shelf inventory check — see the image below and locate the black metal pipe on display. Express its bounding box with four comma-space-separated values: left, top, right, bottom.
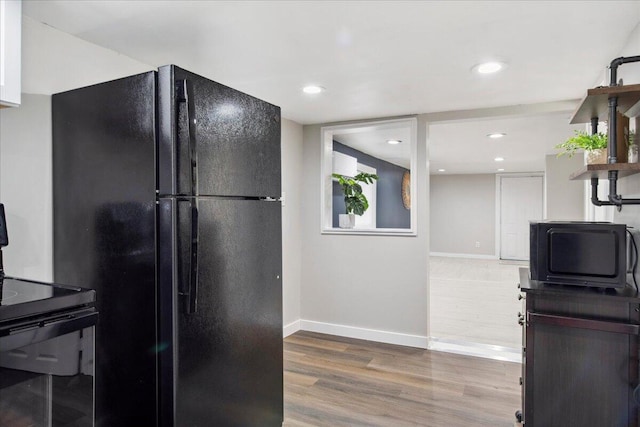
608, 96, 618, 164
590, 178, 640, 207
589, 55, 640, 210
607, 170, 622, 206
591, 178, 610, 206
604, 171, 640, 206
609, 170, 618, 192
615, 198, 640, 205
609, 55, 640, 86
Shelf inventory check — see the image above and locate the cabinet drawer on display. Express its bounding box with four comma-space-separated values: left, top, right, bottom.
531, 293, 639, 323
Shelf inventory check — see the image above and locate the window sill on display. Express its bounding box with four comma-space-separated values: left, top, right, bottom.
321, 228, 416, 236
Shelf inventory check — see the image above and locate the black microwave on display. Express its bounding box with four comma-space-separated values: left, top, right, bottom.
530, 221, 627, 288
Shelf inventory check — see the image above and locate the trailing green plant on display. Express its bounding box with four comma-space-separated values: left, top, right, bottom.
555, 131, 607, 158
332, 172, 379, 215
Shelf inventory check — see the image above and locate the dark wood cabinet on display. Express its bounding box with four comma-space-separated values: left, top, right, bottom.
519, 268, 640, 427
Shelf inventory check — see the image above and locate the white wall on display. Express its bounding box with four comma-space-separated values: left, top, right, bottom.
0, 94, 52, 280
281, 119, 303, 334
613, 170, 640, 286
607, 22, 640, 285
430, 174, 496, 256
0, 19, 152, 282
596, 21, 640, 87
21, 16, 153, 95
299, 117, 429, 347
545, 154, 585, 220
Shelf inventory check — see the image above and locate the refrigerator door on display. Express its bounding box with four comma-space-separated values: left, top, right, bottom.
52, 72, 158, 427
158, 197, 283, 427
158, 65, 281, 198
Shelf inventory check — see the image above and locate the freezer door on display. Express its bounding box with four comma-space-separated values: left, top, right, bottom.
158, 197, 283, 427
158, 65, 281, 198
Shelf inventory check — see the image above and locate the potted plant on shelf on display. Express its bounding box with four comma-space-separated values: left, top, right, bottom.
628, 130, 637, 163
332, 172, 378, 229
555, 131, 608, 164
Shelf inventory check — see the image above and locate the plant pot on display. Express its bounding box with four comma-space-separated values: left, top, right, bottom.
629, 144, 639, 164
586, 148, 607, 165
338, 214, 355, 229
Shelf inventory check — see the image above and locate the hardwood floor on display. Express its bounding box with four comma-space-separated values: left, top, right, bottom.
283, 331, 521, 427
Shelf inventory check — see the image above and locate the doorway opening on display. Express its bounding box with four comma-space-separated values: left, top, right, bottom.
426, 109, 579, 360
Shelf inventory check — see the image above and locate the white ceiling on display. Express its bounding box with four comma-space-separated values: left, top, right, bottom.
334, 125, 412, 169
22, 1, 640, 174
429, 112, 584, 175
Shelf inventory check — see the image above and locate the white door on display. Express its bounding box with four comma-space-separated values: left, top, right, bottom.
500, 175, 543, 260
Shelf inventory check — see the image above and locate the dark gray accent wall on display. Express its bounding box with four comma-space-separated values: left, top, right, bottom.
332, 142, 410, 228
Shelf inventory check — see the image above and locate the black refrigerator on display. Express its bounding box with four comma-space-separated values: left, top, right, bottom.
52, 65, 283, 427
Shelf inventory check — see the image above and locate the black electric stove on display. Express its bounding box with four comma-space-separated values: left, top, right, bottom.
0, 276, 97, 352
0, 276, 98, 426
0, 276, 95, 320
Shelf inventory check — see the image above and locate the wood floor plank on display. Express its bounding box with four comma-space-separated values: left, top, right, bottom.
284, 331, 520, 427
286, 332, 352, 352
284, 370, 319, 387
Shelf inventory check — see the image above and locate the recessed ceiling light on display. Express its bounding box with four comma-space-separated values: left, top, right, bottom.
387, 139, 402, 145
438, 168, 445, 172
497, 168, 505, 172
302, 85, 325, 94
494, 157, 504, 162
473, 61, 507, 74
487, 133, 506, 139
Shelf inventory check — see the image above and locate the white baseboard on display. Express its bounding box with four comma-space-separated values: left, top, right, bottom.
283, 319, 301, 338
299, 319, 428, 349
430, 252, 498, 260
428, 336, 521, 363
286, 320, 519, 362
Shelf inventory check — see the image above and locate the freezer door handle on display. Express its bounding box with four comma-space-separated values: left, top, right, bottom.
177, 79, 199, 314
176, 79, 198, 197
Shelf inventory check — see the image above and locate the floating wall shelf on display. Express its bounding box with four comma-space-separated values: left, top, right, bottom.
570, 163, 640, 181
570, 83, 640, 124
567, 54, 640, 209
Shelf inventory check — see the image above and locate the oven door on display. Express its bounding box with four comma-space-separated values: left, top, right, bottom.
0, 308, 97, 427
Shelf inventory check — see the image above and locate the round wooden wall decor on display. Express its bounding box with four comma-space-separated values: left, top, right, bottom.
401, 171, 411, 209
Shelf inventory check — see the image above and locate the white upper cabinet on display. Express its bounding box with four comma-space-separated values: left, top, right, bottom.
0, 0, 21, 107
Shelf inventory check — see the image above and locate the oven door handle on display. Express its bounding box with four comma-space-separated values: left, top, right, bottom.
0, 308, 98, 353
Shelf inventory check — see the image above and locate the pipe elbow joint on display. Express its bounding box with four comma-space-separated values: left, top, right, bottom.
610, 56, 625, 68
608, 193, 623, 205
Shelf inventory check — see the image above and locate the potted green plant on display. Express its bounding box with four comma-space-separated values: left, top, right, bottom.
628, 130, 637, 163
555, 131, 608, 164
332, 172, 378, 228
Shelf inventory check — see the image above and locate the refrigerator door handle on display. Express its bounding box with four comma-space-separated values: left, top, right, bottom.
187, 199, 199, 314
176, 198, 199, 315
177, 79, 198, 197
